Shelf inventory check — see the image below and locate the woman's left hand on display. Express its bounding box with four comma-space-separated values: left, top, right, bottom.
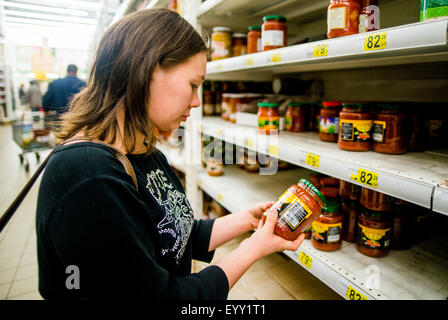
244, 201, 276, 230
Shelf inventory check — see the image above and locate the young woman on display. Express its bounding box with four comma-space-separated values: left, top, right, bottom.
36, 8, 305, 299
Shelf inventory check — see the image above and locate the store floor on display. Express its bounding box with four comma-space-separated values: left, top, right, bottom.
0, 123, 340, 300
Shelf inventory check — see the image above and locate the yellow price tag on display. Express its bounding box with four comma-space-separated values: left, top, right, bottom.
198, 179, 203, 187
245, 137, 254, 148
216, 64, 222, 70
271, 53, 282, 63
246, 57, 254, 66
217, 193, 223, 202
313, 43, 328, 57
268, 144, 279, 156
305, 153, 320, 168
363, 32, 387, 51
216, 129, 223, 138
350, 168, 378, 188
298, 251, 312, 269
346, 286, 367, 300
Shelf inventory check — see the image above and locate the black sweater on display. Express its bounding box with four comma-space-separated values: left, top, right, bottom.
36, 142, 229, 299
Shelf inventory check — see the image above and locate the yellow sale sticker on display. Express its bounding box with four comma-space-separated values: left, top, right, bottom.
346, 286, 367, 300
298, 251, 312, 269
245, 137, 254, 148
313, 43, 328, 57
305, 153, 320, 168
271, 53, 282, 63
363, 32, 387, 51
268, 144, 279, 156
350, 168, 378, 188
246, 57, 254, 66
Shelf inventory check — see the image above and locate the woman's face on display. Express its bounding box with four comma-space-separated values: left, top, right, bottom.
148, 52, 206, 132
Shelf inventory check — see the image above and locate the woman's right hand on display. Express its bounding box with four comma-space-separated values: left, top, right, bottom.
240, 209, 306, 260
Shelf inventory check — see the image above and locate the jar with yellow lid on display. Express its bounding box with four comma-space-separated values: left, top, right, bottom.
211, 27, 232, 61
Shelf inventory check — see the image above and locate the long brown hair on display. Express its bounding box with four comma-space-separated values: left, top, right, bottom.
56, 8, 207, 154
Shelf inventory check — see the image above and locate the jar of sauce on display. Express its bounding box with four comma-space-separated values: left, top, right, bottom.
203, 90, 214, 116
359, 0, 380, 33
221, 93, 231, 121
342, 199, 358, 242
360, 187, 394, 212
285, 102, 307, 132
312, 199, 343, 251
211, 27, 232, 60
372, 104, 406, 154
356, 208, 392, 257
232, 33, 247, 57
247, 25, 262, 54
339, 180, 360, 200
338, 103, 372, 151
391, 199, 412, 250
327, 0, 360, 38
229, 94, 243, 123
262, 179, 326, 241
262, 15, 287, 51
258, 102, 280, 135
319, 101, 341, 142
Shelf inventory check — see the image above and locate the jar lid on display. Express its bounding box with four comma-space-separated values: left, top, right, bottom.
342, 102, 369, 110
258, 102, 280, 108
299, 178, 327, 205
322, 101, 342, 107
233, 33, 247, 38
322, 199, 341, 213
213, 26, 232, 33
288, 101, 308, 107
263, 15, 287, 22
248, 25, 261, 31
361, 207, 392, 219
377, 103, 399, 112
320, 187, 340, 198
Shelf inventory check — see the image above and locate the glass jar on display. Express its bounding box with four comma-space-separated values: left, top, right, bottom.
285, 102, 307, 132
359, 0, 380, 33
221, 93, 231, 121
262, 15, 287, 51
360, 187, 394, 212
257, 102, 280, 135
327, 0, 360, 38
312, 199, 343, 251
211, 27, 232, 61
372, 104, 406, 154
356, 208, 392, 258
391, 199, 412, 250
229, 94, 244, 123
232, 33, 247, 57
262, 179, 326, 241
308, 103, 322, 132
342, 199, 358, 242
339, 180, 360, 200
319, 101, 341, 142
203, 90, 214, 116
338, 103, 372, 151
320, 187, 340, 199
247, 25, 262, 54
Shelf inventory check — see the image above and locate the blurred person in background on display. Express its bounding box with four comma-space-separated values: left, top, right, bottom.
19, 83, 26, 105
25, 80, 42, 111
42, 64, 86, 115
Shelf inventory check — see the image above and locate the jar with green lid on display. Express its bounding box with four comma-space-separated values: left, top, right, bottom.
262, 15, 287, 51
356, 208, 392, 257
285, 101, 308, 132
248, 25, 262, 53
258, 102, 280, 135
420, 0, 448, 21
312, 199, 343, 251
338, 103, 372, 151
372, 104, 406, 154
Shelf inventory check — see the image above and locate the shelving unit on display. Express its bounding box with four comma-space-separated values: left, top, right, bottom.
0, 38, 14, 123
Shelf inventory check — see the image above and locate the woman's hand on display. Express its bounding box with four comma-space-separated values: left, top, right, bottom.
243, 201, 276, 230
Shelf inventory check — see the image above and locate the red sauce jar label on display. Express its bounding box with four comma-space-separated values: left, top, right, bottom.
274, 190, 313, 231
357, 224, 391, 249
340, 119, 372, 141
312, 221, 342, 243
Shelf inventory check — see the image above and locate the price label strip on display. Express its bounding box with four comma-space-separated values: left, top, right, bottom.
350, 168, 378, 188
346, 285, 367, 300
305, 152, 320, 168
313, 43, 328, 57
298, 251, 312, 269
363, 32, 387, 51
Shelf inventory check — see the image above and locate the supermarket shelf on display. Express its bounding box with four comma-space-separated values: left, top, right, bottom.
205, 19, 448, 81
198, 165, 448, 300
434, 185, 448, 215
156, 142, 187, 173
201, 116, 448, 214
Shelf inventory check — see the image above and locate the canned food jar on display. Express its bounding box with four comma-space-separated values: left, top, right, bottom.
221, 93, 232, 121
285, 102, 307, 132
327, 0, 360, 38
211, 27, 232, 60
339, 180, 360, 200
257, 102, 280, 135
356, 208, 392, 257
338, 103, 372, 151
342, 199, 358, 242
232, 33, 247, 57
319, 101, 341, 142
360, 187, 394, 212
247, 25, 262, 53
372, 104, 406, 155
262, 15, 287, 51
262, 179, 326, 240
312, 199, 343, 251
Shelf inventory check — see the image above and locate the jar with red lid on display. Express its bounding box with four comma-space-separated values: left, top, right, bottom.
372, 104, 406, 154
339, 180, 360, 200
327, 0, 360, 38
342, 199, 358, 242
285, 102, 307, 132
338, 103, 372, 151
356, 208, 392, 257
319, 101, 341, 142
247, 25, 262, 54
232, 33, 247, 57
320, 187, 340, 199
360, 187, 394, 212
262, 179, 326, 241
312, 199, 343, 251
262, 15, 287, 51
320, 176, 340, 187
258, 102, 280, 135
359, 0, 380, 33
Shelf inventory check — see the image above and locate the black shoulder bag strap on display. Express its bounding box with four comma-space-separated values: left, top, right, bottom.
0, 136, 138, 233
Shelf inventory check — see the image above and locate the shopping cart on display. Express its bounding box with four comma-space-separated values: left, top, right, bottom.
11, 111, 57, 172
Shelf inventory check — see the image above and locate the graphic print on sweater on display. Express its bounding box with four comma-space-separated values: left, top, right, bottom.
146, 169, 193, 263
